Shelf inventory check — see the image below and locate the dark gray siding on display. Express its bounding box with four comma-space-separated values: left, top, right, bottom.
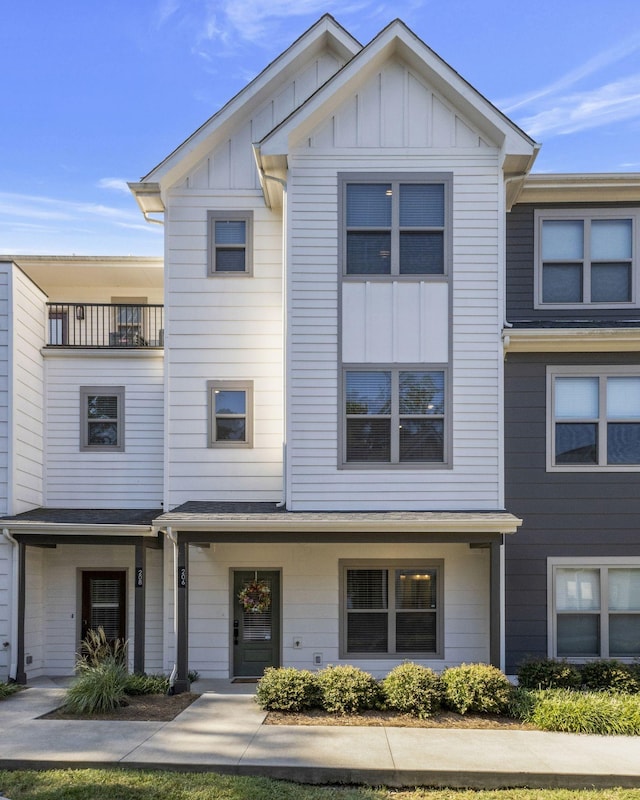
506, 204, 640, 325
504, 351, 640, 673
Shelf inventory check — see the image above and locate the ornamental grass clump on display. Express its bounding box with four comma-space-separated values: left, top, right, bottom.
316, 665, 381, 714
255, 667, 319, 711
124, 672, 170, 696
516, 657, 581, 690
382, 662, 442, 718
441, 663, 513, 715
65, 657, 128, 714
512, 688, 640, 735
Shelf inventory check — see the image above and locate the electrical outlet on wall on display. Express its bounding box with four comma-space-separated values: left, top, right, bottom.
313, 652, 323, 666
293, 637, 303, 648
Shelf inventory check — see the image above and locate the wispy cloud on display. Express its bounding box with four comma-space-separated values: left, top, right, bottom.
499, 32, 640, 141
97, 177, 131, 195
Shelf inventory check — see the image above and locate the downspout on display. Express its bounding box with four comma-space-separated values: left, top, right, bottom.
164, 526, 178, 692
142, 213, 164, 226
2, 528, 18, 681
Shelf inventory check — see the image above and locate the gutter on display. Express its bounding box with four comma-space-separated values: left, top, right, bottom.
164, 526, 178, 693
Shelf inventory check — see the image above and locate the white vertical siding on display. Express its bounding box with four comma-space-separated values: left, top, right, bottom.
0, 263, 9, 515
12, 268, 46, 512
164, 195, 283, 508
182, 542, 489, 678
44, 352, 164, 508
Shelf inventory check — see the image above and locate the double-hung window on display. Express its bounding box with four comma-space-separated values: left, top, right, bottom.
80, 386, 125, 452
342, 176, 450, 276
535, 209, 638, 307
207, 380, 253, 448
207, 211, 253, 275
548, 367, 640, 470
344, 368, 446, 465
341, 561, 443, 658
550, 560, 640, 659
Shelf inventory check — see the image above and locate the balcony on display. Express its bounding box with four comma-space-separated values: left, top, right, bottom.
46, 303, 164, 348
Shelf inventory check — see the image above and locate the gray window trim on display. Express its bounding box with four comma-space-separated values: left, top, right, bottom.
207, 210, 254, 276
547, 365, 640, 472
548, 557, 640, 662
534, 208, 640, 309
207, 380, 254, 448
340, 364, 451, 469
339, 559, 444, 659
339, 172, 453, 280
80, 386, 125, 452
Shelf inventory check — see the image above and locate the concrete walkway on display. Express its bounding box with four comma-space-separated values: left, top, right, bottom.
0, 678, 639, 789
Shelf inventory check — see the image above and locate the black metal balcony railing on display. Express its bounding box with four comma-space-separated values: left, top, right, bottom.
46, 303, 164, 348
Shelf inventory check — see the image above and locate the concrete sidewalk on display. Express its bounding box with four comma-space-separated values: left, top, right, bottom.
1, 678, 639, 789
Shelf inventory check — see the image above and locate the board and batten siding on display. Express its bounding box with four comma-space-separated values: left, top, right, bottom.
177, 541, 489, 678
504, 352, 640, 673
43, 352, 164, 508
286, 151, 503, 510
164, 193, 284, 508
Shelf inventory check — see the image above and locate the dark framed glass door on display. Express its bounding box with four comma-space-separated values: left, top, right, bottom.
81, 570, 126, 644
232, 570, 280, 677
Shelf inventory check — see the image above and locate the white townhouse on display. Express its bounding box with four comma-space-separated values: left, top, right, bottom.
1, 16, 537, 688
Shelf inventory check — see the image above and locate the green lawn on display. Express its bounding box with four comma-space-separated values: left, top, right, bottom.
1, 771, 640, 800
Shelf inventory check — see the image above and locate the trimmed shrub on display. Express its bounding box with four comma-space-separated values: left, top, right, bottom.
255, 667, 319, 711
441, 663, 513, 715
65, 657, 128, 714
581, 660, 640, 694
382, 662, 442, 718
124, 672, 170, 696
316, 665, 381, 714
516, 658, 581, 690
512, 688, 640, 735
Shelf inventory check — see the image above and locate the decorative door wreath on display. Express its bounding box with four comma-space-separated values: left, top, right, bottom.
238, 579, 271, 613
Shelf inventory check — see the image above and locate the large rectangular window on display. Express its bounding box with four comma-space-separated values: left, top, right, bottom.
207, 211, 253, 275
548, 367, 640, 470
344, 368, 447, 466
535, 210, 638, 308
80, 386, 125, 452
550, 561, 640, 659
341, 561, 443, 658
342, 175, 451, 277
207, 380, 253, 448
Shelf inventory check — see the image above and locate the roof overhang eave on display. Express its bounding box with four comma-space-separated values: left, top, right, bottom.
503, 327, 640, 354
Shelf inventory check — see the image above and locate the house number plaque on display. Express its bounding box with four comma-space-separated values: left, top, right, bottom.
178, 566, 187, 588
136, 568, 144, 588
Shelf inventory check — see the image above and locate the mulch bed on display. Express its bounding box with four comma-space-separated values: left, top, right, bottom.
265, 708, 534, 729
40, 692, 199, 721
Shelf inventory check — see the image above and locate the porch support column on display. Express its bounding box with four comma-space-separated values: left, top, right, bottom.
174, 537, 190, 694
15, 540, 27, 685
489, 538, 502, 669
133, 542, 146, 674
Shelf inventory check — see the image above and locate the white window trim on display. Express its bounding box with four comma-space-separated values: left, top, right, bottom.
547, 557, 640, 662
80, 386, 125, 452
546, 365, 640, 472
339, 172, 453, 280
339, 559, 444, 660
340, 364, 451, 469
207, 380, 254, 448
534, 208, 640, 309
207, 210, 253, 277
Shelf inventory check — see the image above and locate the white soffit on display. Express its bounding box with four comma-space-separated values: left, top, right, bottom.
518, 173, 640, 204
503, 328, 640, 354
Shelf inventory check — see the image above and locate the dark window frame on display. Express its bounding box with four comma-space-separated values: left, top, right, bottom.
79, 386, 125, 452
207, 380, 254, 448
207, 211, 253, 276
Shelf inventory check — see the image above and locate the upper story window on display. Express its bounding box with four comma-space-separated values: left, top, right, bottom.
341, 175, 451, 277
548, 366, 640, 471
207, 380, 253, 448
343, 367, 447, 467
80, 386, 125, 452
207, 211, 253, 276
535, 209, 639, 308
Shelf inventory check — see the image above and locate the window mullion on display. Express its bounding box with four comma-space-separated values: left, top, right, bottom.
599, 376, 607, 466
601, 568, 609, 658
388, 570, 396, 655
583, 219, 592, 303
391, 181, 400, 275
391, 371, 400, 463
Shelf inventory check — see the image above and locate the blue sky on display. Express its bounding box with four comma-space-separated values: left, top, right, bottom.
2, 0, 640, 256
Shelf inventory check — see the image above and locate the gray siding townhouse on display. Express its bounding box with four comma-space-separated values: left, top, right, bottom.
504, 179, 640, 673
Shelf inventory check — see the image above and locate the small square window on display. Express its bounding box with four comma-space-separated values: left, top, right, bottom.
80, 387, 124, 452
207, 211, 253, 275
207, 380, 253, 448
